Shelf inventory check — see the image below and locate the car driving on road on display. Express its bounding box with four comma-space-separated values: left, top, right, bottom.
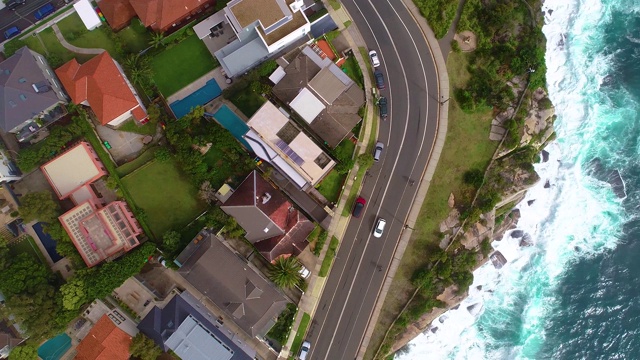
369, 50, 380, 67
374, 70, 385, 90
373, 218, 386, 238
352, 197, 366, 218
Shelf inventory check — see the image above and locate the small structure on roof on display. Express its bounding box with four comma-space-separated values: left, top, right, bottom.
74, 0, 103, 31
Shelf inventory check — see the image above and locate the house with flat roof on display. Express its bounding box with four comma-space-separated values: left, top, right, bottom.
194, 0, 311, 77
75, 314, 132, 360
220, 171, 313, 261
0, 47, 68, 142
56, 52, 147, 127
272, 45, 365, 147
99, 0, 215, 32
243, 101, 335, 190
138, 291, 254, 360
176, 233, 289, 338
42, 142, 142, 267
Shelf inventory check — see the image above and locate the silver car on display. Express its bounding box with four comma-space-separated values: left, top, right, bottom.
373, 218, 386, 238
369, 50, 381, 68
299, 341, 311, 360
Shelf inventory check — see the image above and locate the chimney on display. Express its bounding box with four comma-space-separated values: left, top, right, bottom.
261, 192, 271, 204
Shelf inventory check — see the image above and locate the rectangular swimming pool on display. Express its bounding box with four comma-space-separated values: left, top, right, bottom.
33, 222, 62, 263
209, 105, 250, 148
38, 333, 71, 360
170, 79, 222, 119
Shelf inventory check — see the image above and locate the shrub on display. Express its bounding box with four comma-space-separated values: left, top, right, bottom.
462, 168, 484, 188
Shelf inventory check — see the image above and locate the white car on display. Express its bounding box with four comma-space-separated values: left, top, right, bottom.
369, 50, 380, 68
373, 218, 386, 238
299, 265, 311, 279
299, 341, 311, 360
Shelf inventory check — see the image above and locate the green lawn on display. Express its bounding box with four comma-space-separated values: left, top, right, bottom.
23, 28, 94, 66
227, 86, 266, 117
288, 313, 311, 360
9, 236, 47, 265
342, 55, 364, 89
117, 118, 158, 136
151, 35, 217, 97
116, 146, 159, 177
57, 13, 152, 61
318, 236, 339, 277
315, 170, 343, 203
122, 159, 206, 237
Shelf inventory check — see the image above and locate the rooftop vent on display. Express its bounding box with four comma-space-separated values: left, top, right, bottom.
19, 94, 26, 101
18, 78, 26, 83
32, 81, 51, 93
261, 192, 272, 204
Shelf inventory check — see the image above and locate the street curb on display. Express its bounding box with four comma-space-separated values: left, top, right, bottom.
357, 0, 452, 358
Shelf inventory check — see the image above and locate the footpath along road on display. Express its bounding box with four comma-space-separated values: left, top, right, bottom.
280, 0, 450, 359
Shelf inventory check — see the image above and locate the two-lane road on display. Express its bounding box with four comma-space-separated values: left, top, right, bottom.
307, 0, 439, 359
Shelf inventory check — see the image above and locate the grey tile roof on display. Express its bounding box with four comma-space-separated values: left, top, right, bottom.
0, 47, 65, 132
176, 234, 289, 338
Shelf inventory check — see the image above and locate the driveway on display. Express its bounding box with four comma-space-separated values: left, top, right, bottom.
93, 124, 148, 164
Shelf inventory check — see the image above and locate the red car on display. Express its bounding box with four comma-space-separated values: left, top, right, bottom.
352, 197, 366, 218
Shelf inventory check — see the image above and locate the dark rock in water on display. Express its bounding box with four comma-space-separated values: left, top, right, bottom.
548, 9, 553, 15
520, 234, 533, 247
476, 285, 483, 291
431, 327, 438, 334
511, 230, 524, 238
541, 150, 549, 163
439, 315, 448, 324
588, 158, 627, 198
601, 74, 615, 87
544, 180, 551, 188
490, 251, 508, 269
452, 304, 460, 310
467, 303, 483, 316
528, 200, 536, 206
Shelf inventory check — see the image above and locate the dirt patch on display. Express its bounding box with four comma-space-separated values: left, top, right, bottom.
454, 31, 477, 52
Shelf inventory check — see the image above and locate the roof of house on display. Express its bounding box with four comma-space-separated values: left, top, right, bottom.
0, 47, 65, 132
55, 52, 144, 125
254, 210, 313, 262
129, 0, 208, 31
221, 170, 292, 242
75, 315, 132, 360
228, 0, 289, 29
100, 0, 137, 30
138, 291, 254, 360
41, 141, 107, 200
176, 234, 289, 337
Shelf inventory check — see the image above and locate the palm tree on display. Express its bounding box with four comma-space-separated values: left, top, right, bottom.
269, 257, 302, 289
123, 54, 152, 87
149, 32, 165, 49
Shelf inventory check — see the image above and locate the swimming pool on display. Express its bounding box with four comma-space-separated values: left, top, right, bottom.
33, 222, 62, 263
209, 105, 250, 148
170, 79, 222, 119
38, 333, 71, 360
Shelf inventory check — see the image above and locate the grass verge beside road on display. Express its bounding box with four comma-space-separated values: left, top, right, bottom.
289, 313, 311, 359
364, 52, 498, 359
122, 159, 207, 238
151, 34, 217, 97
318, 236, 339, 277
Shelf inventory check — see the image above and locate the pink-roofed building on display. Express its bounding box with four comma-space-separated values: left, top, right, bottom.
42, 141, 142, 267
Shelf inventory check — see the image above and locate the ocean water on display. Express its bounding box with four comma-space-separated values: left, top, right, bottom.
396, 0, 640, 359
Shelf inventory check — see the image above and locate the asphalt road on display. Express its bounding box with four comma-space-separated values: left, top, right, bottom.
0, 0, 64, 38
306, 0, 439, 359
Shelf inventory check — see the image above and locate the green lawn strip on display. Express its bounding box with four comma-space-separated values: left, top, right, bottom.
121, 159, 206, 238
228, 88, 266, 118
328, 0, 341, 10
308, 8, 328, 23
117, 118, 158, 136
22, 34, 47, 55
341, 56, 364, 89
363, 52, 498, 359
151, 34, 216, 97
288, 313, 311, 359
315, 170, 344, 203
116, 146, 159, 177
318, 236, 339, 277
9, 236, 47, 265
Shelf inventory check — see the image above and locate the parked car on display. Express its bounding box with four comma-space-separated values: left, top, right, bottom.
299, 341, 311, 360
373, 218, 386, 238
374, 70, 385, 90
6, 0, 26, 11
352, 196, 366, 218
369, 50, 380, 68
373, 141, 384, 162
378, 96, 388, 118
3, 26, 20, 40
299, 264, 310, 279
34, 3, 55, 20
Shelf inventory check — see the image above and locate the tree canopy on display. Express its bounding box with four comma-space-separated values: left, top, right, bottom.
8, 344, 38, 360
18, 192, 60, 223
268, 257, 302, 289
129, 333, 163, 360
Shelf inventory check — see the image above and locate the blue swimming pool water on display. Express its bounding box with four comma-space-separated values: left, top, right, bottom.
38, 333, 71, 360
33, 222, 62, 263
210, 105, 250, 148
170, 79, 222, 119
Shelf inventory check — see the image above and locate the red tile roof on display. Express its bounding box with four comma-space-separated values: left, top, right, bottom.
75, 315, 132, 360
129, 0, 208, 31
100, 0, 137, 30
316, 40, 336, 60
256, 211, 313, 262
131, 106, 147, 121
55, 52, 146, 125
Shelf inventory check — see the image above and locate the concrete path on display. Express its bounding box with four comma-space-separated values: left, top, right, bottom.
52, 23, 105, 55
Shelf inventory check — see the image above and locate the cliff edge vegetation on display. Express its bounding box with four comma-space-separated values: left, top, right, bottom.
365, 0, 553, 359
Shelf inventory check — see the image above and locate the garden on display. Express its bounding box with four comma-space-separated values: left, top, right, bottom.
121, 158, 207, 238
315, 138, 356, 203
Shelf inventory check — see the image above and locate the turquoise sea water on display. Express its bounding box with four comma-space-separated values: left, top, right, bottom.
396, 0, 640, 358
